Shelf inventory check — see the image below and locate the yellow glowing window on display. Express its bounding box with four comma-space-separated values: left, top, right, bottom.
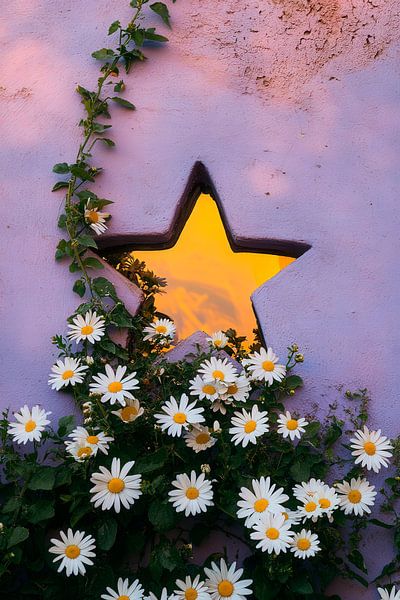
131, 194, 295, 341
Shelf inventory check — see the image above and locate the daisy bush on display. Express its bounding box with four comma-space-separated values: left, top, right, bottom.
1, 2, 399, 599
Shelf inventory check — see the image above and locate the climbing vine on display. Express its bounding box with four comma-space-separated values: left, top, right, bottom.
0, 2, 399, 600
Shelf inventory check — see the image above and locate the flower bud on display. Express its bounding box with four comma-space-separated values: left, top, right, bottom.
295, 353, 304, 363
289, 389, 295, 396
85, 355, 94, 366
291, 343, 299, 352
201, 463, 211, 474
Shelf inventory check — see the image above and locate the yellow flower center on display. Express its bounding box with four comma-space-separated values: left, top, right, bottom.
173, 412, 187, 424
118, 596, 129, 600
217, 581, 234, 597
254, 498, 269, 512
348, 489, 362, 504
214, 340, 222, 347
286, 419, 298, 430
24, 420, 36, 433
364, 441, 376, 456
77, 446, 92, 458
87, 210, 99, 223
319, 498, 331, 509
108, 381, 123, 393
62, 369, 74, 380
107, 477, 125, 493
305, 501, 317, 513
196, 433, 211, 445
186, 487, 199, 500
185, 588, 198, 600
244, 420, 257, 433
120, 406, 138, 421
266, 527, 280, 540
297, 538, 311, 551
81, 325, 94, 335
212, 370, 225, 381
262, 360, 275, 372
227, 383, 238, 395
155, 325, 167, 334
202, 384, 217, 395
86, 435, 99, 445
282, 511, 289, 521
65, 544, 80, 559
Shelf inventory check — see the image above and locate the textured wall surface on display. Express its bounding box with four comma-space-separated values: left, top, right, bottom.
1, 1, 400, 596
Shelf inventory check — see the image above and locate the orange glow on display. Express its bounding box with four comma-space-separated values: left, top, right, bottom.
133, 194, 294, 342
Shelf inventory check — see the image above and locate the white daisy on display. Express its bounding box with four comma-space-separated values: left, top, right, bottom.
65, 440, 95, 462
296, 496, 323, 522
174, 575, 211, 600
85, 202, 110, 235
229, 405, 269, 447
198, 356, 238, 385
184, 425, 217, 453
8, 405, 51, 445
237, 477, 289, 527
242, 347, 286, 385
350, 426, 393, 473
49, 528, 96, 577
378, 587, 400, 600
48, 357, 88, 390
90, 457, 142, 513
143, 318, 176, 342
89, 364, 139, 406
290, 529, 320, 559
336, 477, 377, 516
189, 375, 223, 401
219, 374, 251, 404
292, 479, 326, 502
146, 589, 172, 600
316, 485, 340, 517
67, 310, 106, 344
155, 394, 205, 437
101, 577, 144, 600
204, 558, 253, 600
207, 331, 229, 349
111, 398, 144, 423
281, 509, 302, 527
276, 411, 308, 441
210, 399, 234, 415
250, 512, 294, 554
67, 426, 113, 455
168, 471, 213, 516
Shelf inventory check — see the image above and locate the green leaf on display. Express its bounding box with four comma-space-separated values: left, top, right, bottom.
92, 122, 113, 133
57, 214, 67, 229
109, 303, 133, 328
303, 421, 320, 439
93, 277, 117, 298
325, 422, 342, 447
111, 97, 136, 110
84, 256, 104, 270
28, 467, 56, 491
285, 374, 303, 390
91, 48, 116, 61
52, 181, 69, 192
70, 502, 92, 527
52, 162, 70, 174
150, 2, 171, 27
148, 500, 177, 532
347, 549, 367, 574
73, 279, 86, 297
134, 447, 168, 473
97, 517, 118, 551
26, 499, 55, 524
55, 239, 71, 261
289, 575, 313, 595
108, 20, 120, 35
290, 461, 310, 482
153, 540, 181, 572
77, 234, 98, 249
7, 527, 29, 549
57, 415, 76, 437
70, 164, 95, 182
98, 138, 115, 147
370, 518, 393, 529
145, 28, 169, 42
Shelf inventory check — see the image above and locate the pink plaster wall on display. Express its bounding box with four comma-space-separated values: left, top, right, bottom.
1, 1, 400, 597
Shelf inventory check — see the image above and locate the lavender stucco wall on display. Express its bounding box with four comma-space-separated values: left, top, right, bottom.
1, 1, 400, 597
